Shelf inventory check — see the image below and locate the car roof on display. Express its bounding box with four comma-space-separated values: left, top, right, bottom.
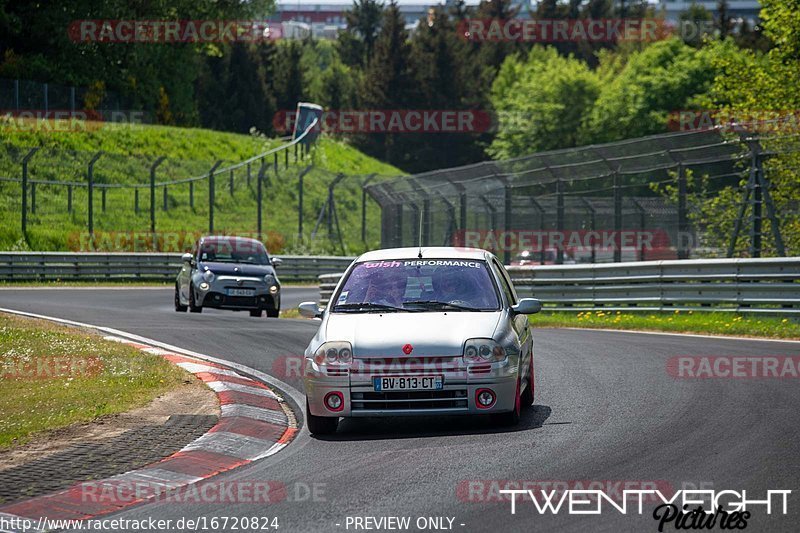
356, 247, 491, 262
199, 236, 263, 245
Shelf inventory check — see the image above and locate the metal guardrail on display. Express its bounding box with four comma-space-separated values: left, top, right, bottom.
317, 258, 800, 315
0, 253, 355, 283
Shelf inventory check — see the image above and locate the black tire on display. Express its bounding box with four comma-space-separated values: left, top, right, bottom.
492, 378, 521, 427
188, 284, 203, 313
306, 400, 338, 435
174, 286, 188, 312
266, 306, 279, 318
249, 309, 262, 317
521, 355, 534, 408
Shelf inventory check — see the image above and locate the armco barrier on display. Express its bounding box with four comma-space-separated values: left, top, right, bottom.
317, 257, 800, 315
0, 253, 355, 283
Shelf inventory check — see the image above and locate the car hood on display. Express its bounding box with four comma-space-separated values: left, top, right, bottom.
198, 261, 275, 277
324, 311, 502, 357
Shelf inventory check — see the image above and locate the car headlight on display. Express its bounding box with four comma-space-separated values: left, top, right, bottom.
264, 274, 275, 285
463, 338, 506, 363
269, 285, 279, 294
313, 341, 353, 366
203, 270, 215, 282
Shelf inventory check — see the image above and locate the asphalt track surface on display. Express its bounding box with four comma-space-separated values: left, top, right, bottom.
1, 287, 798, 532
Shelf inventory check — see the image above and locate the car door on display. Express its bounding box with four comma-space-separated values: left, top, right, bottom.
490, 258, 532, 373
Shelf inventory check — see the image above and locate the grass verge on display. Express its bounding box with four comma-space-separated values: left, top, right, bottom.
530, 310, 800, 340
0, 312, 186, 449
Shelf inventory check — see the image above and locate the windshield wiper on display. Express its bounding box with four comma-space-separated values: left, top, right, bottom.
403, 300, 481, 311
334, 302, 410, 313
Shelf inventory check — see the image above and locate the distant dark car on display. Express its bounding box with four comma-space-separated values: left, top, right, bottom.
175, 236, 282, 317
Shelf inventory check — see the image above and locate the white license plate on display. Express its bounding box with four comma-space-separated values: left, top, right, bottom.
373, 375, 443, 392
227, 288, 255, 297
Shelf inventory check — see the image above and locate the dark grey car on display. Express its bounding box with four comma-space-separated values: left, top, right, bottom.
175, 236, 282, 317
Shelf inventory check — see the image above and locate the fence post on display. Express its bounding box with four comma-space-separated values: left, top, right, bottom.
149, 156, 166, 241
229, 169, 234, 196
87, 152, 103, 241
134, 188, 139, 214
163, 185, 168, 211
14, 80, 20, 110
503, 182, 512, 265
257, 161, 265, 236
101, 187, 106, 212
246, 162, 251, 188
613, 170, 622, 263
70, 87, 76, 112
749, 144, 762, 258
208, 160, 223, 233
189, 180, 194, 209
361, 174, 377, 244
285, 148, 289, 169
556, 179, 565, 264
274, 153, 278, 175
67, 184, 73, 213
677, 163, 688, 259
30, 182, 36, 214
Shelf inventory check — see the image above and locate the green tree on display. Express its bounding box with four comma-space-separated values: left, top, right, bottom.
488, 47, 601, 158
357, 1, 416, 166
580, 38, 718, 144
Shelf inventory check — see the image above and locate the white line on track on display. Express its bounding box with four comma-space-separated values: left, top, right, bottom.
554, 326, 800, 344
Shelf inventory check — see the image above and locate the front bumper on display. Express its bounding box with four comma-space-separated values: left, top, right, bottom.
196, 276, 280, 310
304, 356, 519, 417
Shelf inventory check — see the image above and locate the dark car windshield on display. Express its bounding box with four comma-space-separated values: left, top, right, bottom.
198, 240, 269, 265
333, 259, 500, 313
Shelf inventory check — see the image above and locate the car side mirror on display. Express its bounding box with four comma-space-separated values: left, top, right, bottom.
271, 257, 283, 267
298, 301, 323, 319
181, 253, 193, 264
512, 298, 542, 315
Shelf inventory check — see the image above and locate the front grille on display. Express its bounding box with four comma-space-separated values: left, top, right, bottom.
351, 389, 468, 411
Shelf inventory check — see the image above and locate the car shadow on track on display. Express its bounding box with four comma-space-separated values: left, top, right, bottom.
313, 404, 552, 441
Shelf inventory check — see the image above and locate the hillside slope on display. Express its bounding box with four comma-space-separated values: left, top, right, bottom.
0, 123, 401, 253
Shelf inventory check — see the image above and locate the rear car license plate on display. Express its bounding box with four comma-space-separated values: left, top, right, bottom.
227, 288, 255, 297
373, 375, 443, 391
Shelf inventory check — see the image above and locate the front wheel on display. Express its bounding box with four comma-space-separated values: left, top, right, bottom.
249, 309, 262, 317
266, 307, 279, 318
492, 378, 521, 427
174, 286, 187, 312
521, 354, 534, 408
306, 400, 338, 435
188, 284, 203, 313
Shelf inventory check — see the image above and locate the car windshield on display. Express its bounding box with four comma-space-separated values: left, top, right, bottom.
333, 259, 500, 312
198, 240, 269, 265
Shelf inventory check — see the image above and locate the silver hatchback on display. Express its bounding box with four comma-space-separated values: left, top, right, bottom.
298, 247, 541, 435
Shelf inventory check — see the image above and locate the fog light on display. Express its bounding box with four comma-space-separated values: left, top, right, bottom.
475, 388, 496, 409
270, 285, 279, 294
199, 282, 210, 291
324, 392, 344, 412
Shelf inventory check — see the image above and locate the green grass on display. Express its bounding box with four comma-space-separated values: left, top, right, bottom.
530, 310, 800, 339
0, 312, 186, 449
0, 122, 401, 253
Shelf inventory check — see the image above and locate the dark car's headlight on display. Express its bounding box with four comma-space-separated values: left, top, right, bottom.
264, 274, 275, 285
463, 338, 506, 363
313, 341, 353, 366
